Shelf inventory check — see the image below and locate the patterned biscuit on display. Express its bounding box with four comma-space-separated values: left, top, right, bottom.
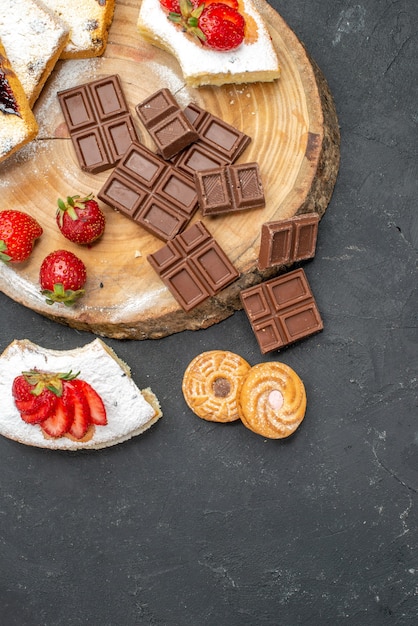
182, 350, 251, 423
239, 362, 306, 438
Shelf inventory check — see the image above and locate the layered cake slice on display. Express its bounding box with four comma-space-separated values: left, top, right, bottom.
137, 0, 281, 87
0, 38, 38, 164
41, 0, 115, 58
0, 0, 69, 107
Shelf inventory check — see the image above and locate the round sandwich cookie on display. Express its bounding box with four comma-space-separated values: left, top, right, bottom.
239, 362, 306, 439
182, 350, 251, 423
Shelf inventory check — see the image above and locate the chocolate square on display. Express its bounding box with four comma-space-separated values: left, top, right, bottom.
240, 268, 323, 353
195, 163, 265, 216
98, 142, 199, 241
136, 88, 199, 159
58, 74, 140, 173
258, 213, 320, 270
147, 221, 239, 311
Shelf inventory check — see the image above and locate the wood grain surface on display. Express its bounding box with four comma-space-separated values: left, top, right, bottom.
0, 0, 340, 339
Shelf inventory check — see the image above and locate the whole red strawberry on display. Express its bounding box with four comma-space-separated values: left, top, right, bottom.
165, 0, 245, 51
39, 249, 87, 306
198, 3, 245, 50
0, 210, 43, 263
56, 194, 105, 245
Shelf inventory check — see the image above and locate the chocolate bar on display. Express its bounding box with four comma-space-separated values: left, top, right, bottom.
257, 213, 320, 270
195, 162, 265, 216
147, 221, 239, 311
58, 74, 139, 174
240, 268, 323, 353
171, 102, 251, 178
97, 142, 199, 241
135, 88, 199, 159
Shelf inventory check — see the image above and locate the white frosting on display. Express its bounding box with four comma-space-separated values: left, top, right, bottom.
0, 339, 160, 450
0, 0, 69, 105
137, 0, 280, 83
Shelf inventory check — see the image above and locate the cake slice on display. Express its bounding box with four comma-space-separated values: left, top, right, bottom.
0, 338, 162, 450
0, 38, 38, 164
0, 0, 69, 107
41, 0, 116, 59
137, 0, 281, 87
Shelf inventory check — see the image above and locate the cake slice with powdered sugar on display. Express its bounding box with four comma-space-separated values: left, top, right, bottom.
0, 37, 38, 163
0, 0, 69, 107
41, 0, 115, 59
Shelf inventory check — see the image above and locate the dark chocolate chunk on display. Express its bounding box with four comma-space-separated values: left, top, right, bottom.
240, 268, 323, 353
195, 162, 265, 216
136, 89, 199, 159
184, 103, 251, 161
58, 74, 139, 173
147, 221, 239, 311
172, 102, 251, 178
257, 213, 320, 270
136, 88, 179, 126
136, 90, 251, 178
173, 143, 229, 178
97, 142, 199, 241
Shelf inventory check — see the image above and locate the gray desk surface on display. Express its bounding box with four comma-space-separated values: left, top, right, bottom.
0, 1, 417, 624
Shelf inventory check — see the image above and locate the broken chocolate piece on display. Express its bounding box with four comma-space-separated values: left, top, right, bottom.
195, 162, 265, 216
240, 268, 323, 354
257, 213, 320, 270
172, 102, 251, 178
184, 103, 251, 161
136, 88, 199, 159
58, 74, 139, 173
147, 221, 239, 311
97, 141, 199, 241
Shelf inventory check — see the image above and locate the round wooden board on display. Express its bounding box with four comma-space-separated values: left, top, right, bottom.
0, 0, 340, 340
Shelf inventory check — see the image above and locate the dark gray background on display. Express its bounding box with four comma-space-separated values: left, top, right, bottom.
1, 0, 417, 624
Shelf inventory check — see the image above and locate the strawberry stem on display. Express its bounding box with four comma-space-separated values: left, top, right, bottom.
21, 369, 80, 397
42, 283, 85, 307
167, 0, 206, 42
0, 241, 12, 263
56, 193, 94, 225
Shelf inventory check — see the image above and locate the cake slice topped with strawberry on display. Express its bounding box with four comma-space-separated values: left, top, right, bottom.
137, 0, 280, 87
0, 339, 162, 450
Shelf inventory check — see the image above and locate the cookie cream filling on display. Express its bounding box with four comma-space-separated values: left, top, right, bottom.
137, 0, 280, 87
0, 339, 161, 450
